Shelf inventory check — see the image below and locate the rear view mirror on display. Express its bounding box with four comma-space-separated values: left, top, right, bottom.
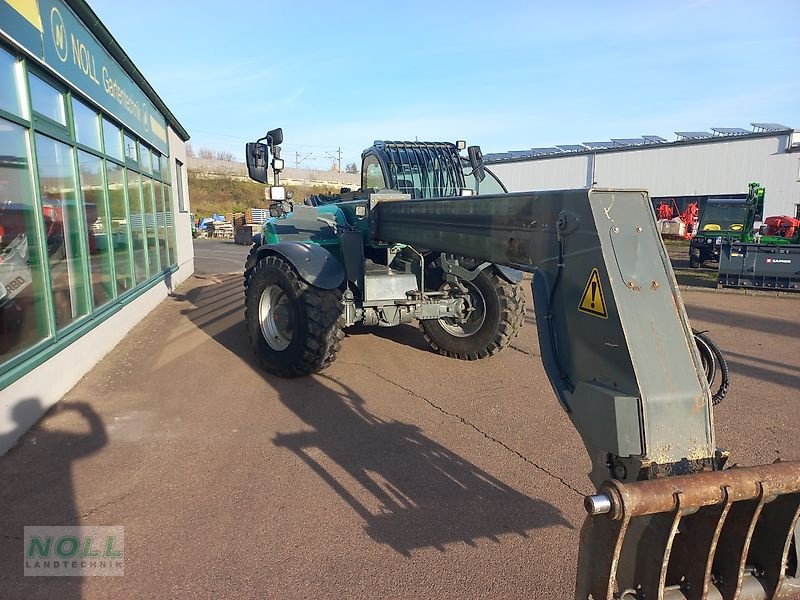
267, 127, 283, 146
246, 142, 269, 183
467, 145, 485, 183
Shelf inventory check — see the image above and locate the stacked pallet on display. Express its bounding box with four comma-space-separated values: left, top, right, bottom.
245, 208, 269, 225
208, 221, 234, 239
231, 212, 247, 227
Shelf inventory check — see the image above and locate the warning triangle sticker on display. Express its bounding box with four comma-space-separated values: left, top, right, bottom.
578, 268, 608, 319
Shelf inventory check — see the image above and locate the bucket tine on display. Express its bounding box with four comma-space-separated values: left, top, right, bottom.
667, 490, 733, 600
747, 492, 800, 598
578, 463, 800, 600
627, 501, 684, 599
575, 512, 631, 600
712, 483, 767, 600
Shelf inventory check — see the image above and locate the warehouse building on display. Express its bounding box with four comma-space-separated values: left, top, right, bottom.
0, 0, 194, 452
486, 125, 800, 218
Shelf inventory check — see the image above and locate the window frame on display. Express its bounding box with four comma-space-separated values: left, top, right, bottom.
175, 158, 187, 212
0, 43, 177, 381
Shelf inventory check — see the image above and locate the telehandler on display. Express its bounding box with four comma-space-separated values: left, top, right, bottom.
243, 129, 799, 600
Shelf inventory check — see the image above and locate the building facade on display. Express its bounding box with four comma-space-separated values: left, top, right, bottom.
0, 0, 194, 453
486, 128, 800, 218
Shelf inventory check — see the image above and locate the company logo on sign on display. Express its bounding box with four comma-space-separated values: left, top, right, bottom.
50, 7, 68, 62
24, 526, 124, 576
766, 258, 792, 264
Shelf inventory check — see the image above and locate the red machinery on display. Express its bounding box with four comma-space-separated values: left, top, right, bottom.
763, 215, 800, 240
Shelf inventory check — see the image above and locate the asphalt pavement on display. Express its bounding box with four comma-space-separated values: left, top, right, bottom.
1, 239, 798, 599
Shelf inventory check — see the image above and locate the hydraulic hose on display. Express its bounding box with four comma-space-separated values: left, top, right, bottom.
692, 329, 730, 406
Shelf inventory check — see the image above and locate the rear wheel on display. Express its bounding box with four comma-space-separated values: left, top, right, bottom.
689, 248, 702, 269
245, 255, 344, 377
420, 269, 524, 360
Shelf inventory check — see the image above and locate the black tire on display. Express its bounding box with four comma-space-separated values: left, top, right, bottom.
245, 255, 345, 377
689, 249, 702, 269
420, 269, 524, 360
243, 245, 259, 296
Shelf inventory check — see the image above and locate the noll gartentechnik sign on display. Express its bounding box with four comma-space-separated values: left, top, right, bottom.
2, 0, 169, 155
24, 525, 124, 576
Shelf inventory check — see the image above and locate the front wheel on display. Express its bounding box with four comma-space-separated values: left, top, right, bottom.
420, 269, 524, 360
245, 255, 344, 377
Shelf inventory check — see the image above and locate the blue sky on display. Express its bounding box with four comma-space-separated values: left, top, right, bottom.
89, 0, 799, 170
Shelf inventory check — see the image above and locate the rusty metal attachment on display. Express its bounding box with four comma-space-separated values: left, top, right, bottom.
577, 461, 800, 600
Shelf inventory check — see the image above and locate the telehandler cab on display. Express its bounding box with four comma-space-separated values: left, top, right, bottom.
244, 129, 799, 600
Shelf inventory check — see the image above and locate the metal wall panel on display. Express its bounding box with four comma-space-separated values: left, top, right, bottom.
489, 135, 800, 217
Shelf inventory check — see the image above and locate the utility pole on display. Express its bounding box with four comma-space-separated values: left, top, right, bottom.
295, 151, 313, 168
324, 147, 343, 172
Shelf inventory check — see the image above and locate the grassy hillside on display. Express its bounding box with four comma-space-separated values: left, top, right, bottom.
188, 173, 340, 217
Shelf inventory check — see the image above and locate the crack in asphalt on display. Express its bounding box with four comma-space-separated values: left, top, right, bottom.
67, 494, 133, 523
509, 343, 538, 357
339, 361, 586, 498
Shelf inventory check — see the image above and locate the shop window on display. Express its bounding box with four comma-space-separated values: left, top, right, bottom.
72, 98, 101, 150
152, 152, 161, 179
0, 118, 50, 364
126, 170, 148, 283
140, 147, 152, 175
102, 118, 122, 161
0, 47, 25, 118
165, 183, 177, 265
28, 73, 66, 126
106, 162, 132, 292
157, 182, 169, 267
175, 159, 186, 212
77, 151, 114, 307
34, 134, 89, 329
143, 177, 160, 273
161, 156, 170, 183
124, 133, 138, 166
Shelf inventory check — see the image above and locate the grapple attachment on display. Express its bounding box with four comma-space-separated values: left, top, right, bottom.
578, 461, 800, 600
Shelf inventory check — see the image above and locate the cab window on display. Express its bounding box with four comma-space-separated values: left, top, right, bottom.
363, 155, 386, 189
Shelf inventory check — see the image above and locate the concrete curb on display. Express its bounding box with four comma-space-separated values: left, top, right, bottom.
678, 284, 800, 298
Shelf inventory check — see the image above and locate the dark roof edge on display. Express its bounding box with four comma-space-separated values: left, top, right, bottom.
485, 128, 792, 165
66, 0, 190, 142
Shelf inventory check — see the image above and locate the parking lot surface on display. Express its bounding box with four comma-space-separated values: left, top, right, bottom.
1, 239, 798, 599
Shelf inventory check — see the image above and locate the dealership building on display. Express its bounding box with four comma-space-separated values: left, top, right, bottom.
486, 125, 800, 218
0, 0, 194, 452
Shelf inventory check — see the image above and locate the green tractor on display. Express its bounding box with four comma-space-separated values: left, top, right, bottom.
242, 128, 524, 377
688, 182, 764, 268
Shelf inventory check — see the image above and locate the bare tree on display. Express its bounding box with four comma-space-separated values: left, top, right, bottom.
186, 143, 196, 158
345, 162, 359, 174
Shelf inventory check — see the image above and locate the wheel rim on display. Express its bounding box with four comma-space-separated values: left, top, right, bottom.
438, 280, 486, 337
258, 284, 294, 350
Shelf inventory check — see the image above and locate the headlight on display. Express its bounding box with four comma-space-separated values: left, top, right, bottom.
715, 237, 722, 245
707, 238, 714, 244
